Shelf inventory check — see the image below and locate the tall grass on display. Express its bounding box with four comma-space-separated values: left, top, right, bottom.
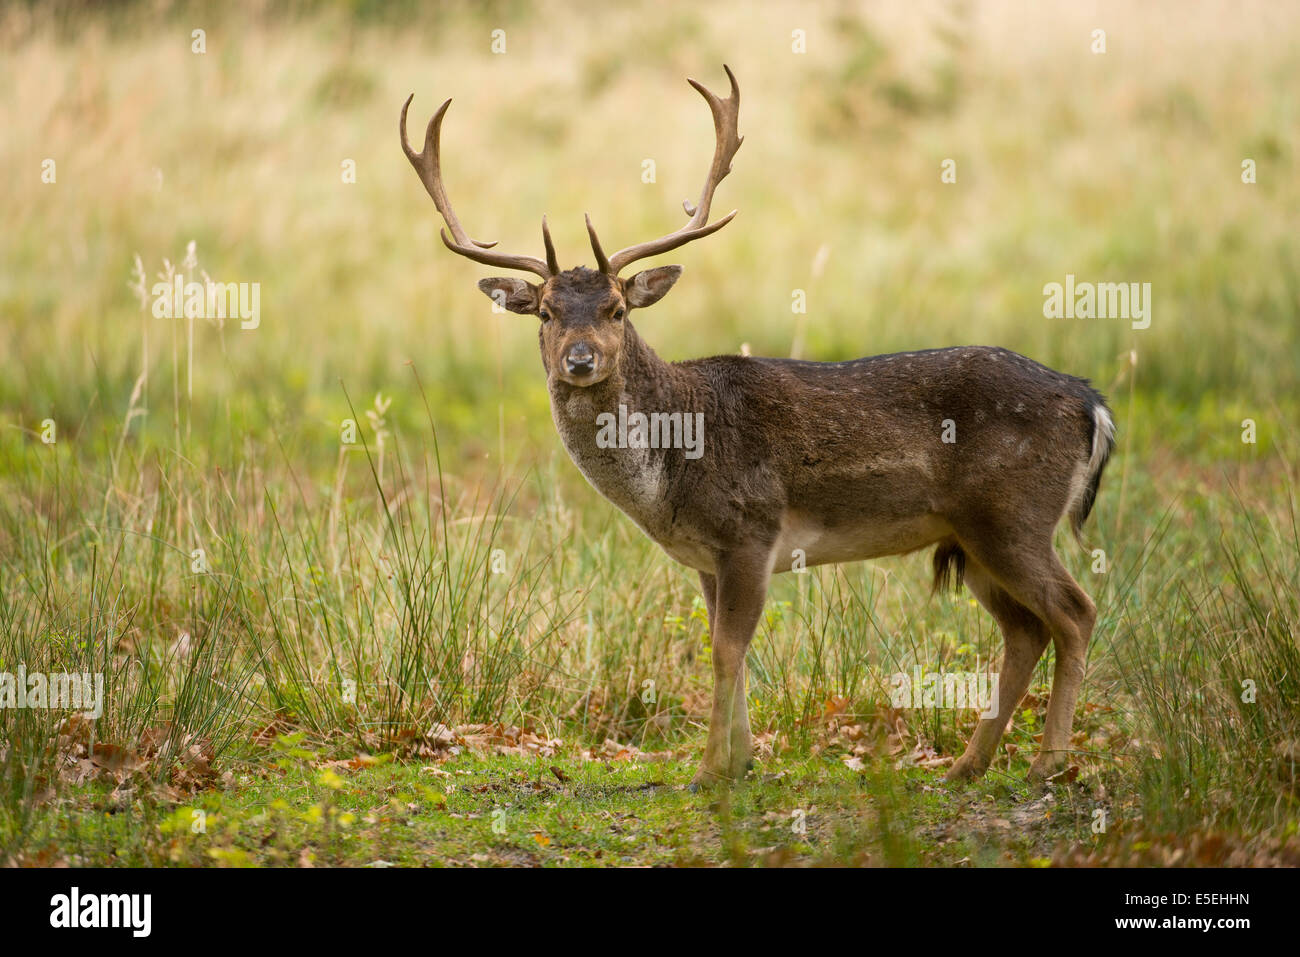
1118, 487, 1300, 836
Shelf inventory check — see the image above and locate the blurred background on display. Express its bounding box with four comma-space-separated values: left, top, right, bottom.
4, 0, 1296, 468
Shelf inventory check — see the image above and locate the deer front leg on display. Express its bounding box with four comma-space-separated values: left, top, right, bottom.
691, 551, 769, 791
729, 660, 753, 780
699, 571, 754, 780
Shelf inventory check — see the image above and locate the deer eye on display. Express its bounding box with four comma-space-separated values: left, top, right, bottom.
612, 307, 625, 321
539, 308, 552, 321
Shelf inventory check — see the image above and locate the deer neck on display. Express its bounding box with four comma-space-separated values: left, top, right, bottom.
546, 323, 690, 517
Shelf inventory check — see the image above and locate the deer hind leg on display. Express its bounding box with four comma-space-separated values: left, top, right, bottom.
692, 553, 768, 790
1026, 553, 1096, 779
946, 559, 1050, 781
954, 533, 1096, 781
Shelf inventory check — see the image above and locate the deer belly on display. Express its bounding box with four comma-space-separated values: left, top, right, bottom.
770, 510, 952, 572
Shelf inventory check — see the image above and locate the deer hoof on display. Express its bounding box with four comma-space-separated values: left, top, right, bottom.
944, 755, 986, 782
689, 768, 732, 792
726, 757, 754, 781
1027, 752, 1065, 782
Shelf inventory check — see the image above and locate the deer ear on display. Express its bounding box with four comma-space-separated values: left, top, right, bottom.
477, 277, 540, 315
624, 266, 683, 309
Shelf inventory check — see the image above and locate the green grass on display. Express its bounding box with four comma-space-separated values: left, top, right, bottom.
16, 733, 1126, 867
2, 0, 1299, 866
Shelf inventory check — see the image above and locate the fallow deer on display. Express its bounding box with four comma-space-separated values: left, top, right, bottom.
400, 66, 1115, 789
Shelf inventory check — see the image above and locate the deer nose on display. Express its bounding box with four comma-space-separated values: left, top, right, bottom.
564, 343, 596, 376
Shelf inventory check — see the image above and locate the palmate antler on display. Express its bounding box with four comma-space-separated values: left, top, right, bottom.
586, 65, 743, 276
400, 65, 742, 280
400, 94, 559, 280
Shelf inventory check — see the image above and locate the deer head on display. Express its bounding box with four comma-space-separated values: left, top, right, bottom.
400, 66, 743, 388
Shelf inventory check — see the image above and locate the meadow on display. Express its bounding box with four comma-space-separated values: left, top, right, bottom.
0, 0, 1298, 866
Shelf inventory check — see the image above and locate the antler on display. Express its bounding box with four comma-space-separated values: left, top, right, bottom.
587, 64, 743, 276
400, 94, 559, 279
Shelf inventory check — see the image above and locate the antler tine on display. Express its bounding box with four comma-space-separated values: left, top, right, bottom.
541, 216, 560, 275
680, 63, 743, 222
400, 94, 554, 280
589, 65, 743, 276
584, 213, 611, 274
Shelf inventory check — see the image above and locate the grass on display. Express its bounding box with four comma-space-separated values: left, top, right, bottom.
16, 735, 1121, 868
1, 0, 1299, 866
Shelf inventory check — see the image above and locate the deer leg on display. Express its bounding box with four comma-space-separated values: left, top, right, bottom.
946, 560, 1050, 781
1026, 554, 1096, 780
691, 551, 768, 790
700, 570, 752, 781
698, 570, 718, 624
729, 661, 753, 780
954, 533, 1096, 781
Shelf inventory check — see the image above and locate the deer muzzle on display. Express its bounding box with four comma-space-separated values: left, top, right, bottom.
563, 342, 598, 380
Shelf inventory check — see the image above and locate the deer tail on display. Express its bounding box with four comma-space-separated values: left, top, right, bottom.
1069, 398, 1116, 542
